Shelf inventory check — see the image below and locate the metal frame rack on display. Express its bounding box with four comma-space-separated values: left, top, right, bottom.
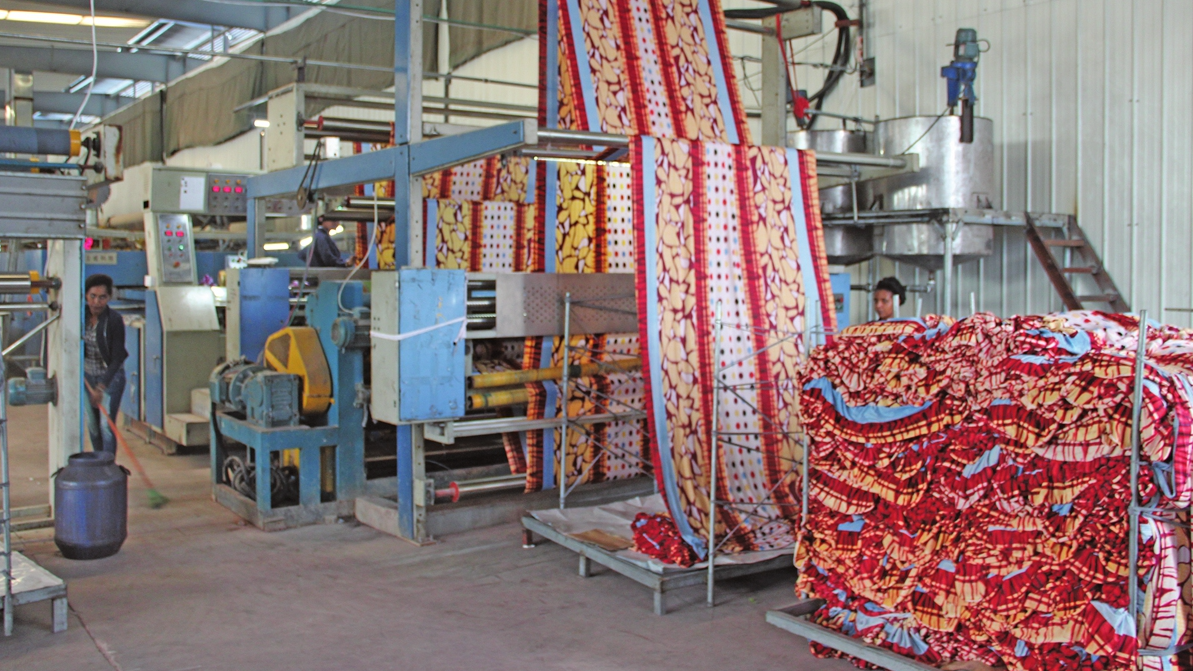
767, 309, 1186, 669
522, 297, 822, 615
0, 172, 83, 636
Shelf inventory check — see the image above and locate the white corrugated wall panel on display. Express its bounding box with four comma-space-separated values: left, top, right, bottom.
739, 0, 1193, 324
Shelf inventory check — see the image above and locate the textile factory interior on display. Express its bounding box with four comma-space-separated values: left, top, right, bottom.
0, 1, 1189, 669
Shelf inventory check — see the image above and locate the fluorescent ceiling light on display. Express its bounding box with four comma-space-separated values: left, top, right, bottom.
299, 236, 313, 248
253, 119, 270, 128
1, 11, 150, 28
262, 242, 290, 251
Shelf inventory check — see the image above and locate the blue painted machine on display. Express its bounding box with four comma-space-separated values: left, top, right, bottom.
209, 280, 368, 530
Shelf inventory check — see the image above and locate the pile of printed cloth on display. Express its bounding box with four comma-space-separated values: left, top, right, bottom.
795, 311, 1193, 671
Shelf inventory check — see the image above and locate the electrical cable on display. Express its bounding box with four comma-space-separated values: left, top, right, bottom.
286, 138, 326, 326
69, 0, 98, 130
802, 1, 851, 130
336, 192, 380, 314
896, 106, 950, 156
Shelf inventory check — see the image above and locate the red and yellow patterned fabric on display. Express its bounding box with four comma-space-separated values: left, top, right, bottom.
796, 312, 1193, 671
546, 0, 751, 143
513, 0, 761, 496
632, 135, 835, 557
520, 161, 651, 493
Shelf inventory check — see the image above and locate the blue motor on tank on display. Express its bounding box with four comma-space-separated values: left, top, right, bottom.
209, 359, 301, 428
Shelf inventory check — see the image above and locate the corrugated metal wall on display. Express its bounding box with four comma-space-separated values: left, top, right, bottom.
758, 0, 1193, 324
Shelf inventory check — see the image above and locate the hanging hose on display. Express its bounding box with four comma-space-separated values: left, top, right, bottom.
801, 2, 852, 130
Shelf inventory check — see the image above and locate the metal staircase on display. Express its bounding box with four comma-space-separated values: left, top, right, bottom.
1024, 214, 1130, 313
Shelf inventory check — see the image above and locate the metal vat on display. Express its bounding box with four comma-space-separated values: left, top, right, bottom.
789, 129, 870, 214
822, 226, 874, 266
869, 115, 997, 210
790, 129, 875, 265
873, 223, 994, 270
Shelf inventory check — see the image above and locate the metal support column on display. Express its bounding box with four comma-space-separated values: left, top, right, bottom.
45, 240, 82, 503
1128, 310, 1148, 626
707, 301, 723, 607
760, 25, 786, 147
939, 221, 958, 316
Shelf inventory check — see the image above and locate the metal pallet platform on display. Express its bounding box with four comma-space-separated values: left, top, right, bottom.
766, 599, 936, 671
4, 551, 67, 633
521, 513, 794, 616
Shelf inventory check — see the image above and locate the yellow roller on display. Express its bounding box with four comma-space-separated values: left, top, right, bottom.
466, 388, 529, 410
469, 357, 641, 389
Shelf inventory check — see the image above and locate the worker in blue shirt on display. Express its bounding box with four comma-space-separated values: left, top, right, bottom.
302, 216, 349, 267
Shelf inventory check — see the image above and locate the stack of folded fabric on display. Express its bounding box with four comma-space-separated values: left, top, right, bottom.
796, 311, 1193, 671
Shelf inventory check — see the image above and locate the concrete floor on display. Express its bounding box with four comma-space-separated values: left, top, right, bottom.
2, 406, 847, 670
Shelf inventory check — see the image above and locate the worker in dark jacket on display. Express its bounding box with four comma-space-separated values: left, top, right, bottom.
83, 274, 127, 453
302, 216, 349, 267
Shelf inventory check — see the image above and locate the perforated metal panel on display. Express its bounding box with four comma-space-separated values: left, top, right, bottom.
492, 273, 637, 337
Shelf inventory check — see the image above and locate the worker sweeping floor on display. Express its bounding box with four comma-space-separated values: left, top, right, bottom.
1, 406, 847, 671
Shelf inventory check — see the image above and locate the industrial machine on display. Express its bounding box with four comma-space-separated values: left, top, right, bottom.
210, 280, 368, 530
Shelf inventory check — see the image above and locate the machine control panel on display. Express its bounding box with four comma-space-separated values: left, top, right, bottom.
205, 174, 249, 215
155, 214, 196, 284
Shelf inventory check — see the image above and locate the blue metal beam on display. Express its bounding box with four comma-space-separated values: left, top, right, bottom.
408, 119, 536, 176
247, 120, 536, 201
33, 91, 131, 118
0, 45, 195, 82
34, 0, 306, 33
247, 146, 403, 199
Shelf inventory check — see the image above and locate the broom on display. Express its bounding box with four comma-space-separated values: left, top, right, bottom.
86, 382, 168, 509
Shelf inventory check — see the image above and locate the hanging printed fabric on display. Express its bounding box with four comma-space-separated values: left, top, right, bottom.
549, 0, 751, 143
631, 135, 836, 557
516, 0, 756, 494
520, 160, 652, 492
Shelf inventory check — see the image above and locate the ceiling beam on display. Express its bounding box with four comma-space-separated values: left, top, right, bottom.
33, 91, 133, 117
0, 45, 197, 82
30, 0, 306, 33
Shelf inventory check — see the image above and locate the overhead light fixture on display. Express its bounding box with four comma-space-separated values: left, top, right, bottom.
262, 242, 290, 251
253, 119, 270, 128
299, 236, 313, 248
1, 10, 150, 29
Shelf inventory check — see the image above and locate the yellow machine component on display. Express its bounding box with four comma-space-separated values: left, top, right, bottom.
262, 326, 333, 415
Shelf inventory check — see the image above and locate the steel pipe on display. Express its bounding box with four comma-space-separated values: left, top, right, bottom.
0, 303, 53, 313
535, 128, 630, 147
434, 473, 527, 503
469, 357, 642, 389
815, 151, 909, 169
0, 273, 57, 294
345, 197, 395, 210
2, 312, 57, 358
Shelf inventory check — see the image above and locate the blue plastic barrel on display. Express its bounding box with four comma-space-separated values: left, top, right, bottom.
54, 452, 128, 560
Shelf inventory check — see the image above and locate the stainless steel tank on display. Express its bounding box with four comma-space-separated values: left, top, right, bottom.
789, 129, 874, 265
868, 115, 996, 270
869, 115, 997, 210
789, 129, 869, 214
873, 222, 994, 270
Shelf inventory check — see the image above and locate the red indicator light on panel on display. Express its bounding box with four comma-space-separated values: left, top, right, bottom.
234, 187, 243, 194
223, 186, 232, 193
212, 186, 220, 192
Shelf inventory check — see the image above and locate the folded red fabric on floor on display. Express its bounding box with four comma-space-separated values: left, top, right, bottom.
796, 311, 1193, 671
631, 512, 699, 567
